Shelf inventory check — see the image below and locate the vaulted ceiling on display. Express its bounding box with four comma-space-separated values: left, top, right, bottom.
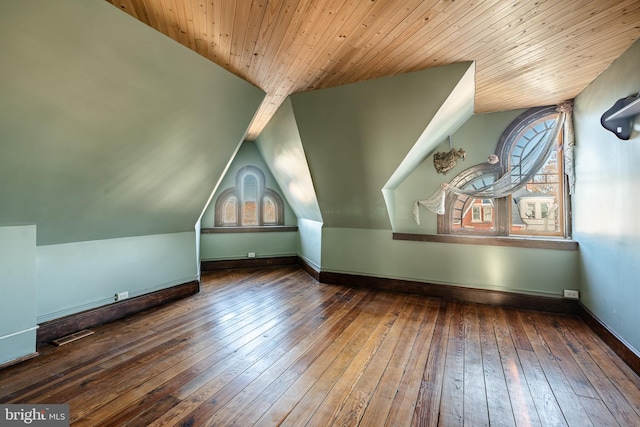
107, 0, 640, 140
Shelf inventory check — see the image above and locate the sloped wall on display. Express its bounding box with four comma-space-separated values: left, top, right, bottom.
0, 0, 264, 353
0, 0, 264, 245
255, 98, 323, 269
291, 63, 472, 230
255, 98, 323, 223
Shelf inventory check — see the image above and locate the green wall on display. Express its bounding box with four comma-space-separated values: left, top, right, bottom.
200, 142, 298, 260
255, 98, 323, 223
255, 98, 323, 269
279, 65, 578, 298
0, 0, 263, 364
297, 219, 323, 270
318, 109, 578, 298
37, 232, 198, 323
573, 39, 640, 354
0, 226, 37, 365
200, 231, 298, 261
0, 0, 263, 245
291, 63, 472, 230
322, 227, 578, 297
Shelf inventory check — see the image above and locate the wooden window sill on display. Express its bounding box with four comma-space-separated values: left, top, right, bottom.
201, 226, 298, 234
393, 232, 578, 250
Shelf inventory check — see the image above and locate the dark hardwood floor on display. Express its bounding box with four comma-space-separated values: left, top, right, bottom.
1, 266, 639, 426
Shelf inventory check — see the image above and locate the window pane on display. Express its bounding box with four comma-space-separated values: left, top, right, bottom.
472, 206, 481, 222
222, 197, 237, 225
243, 202, 257, 225
510, 114, 564, 236
526, 203, 535, 218
450, 173, 497, 233
483, 206, 493, 222
242, 175, 258, 226
243, 175, 257, 201
541, 203, 549, 218
263, 198, 276, 224
511, 146, 563, 235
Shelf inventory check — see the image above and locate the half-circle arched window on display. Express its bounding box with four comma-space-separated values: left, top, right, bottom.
441, 107, 566, 237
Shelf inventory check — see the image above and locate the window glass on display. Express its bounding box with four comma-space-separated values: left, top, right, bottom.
483, 205, 493, 222
510, 142, 564, 236
440, 106, 567, 238
263, 197, 276, 224
241, 175, 258, 225
243, 175, 258, 201
214, 165, 285, 227
526, 203, 535, 218
222, 196, 237, 225
472, 206, 481, 222
449, 173, 497, 233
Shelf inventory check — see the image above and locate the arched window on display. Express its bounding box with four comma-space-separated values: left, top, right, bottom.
263, 189, 284, 225
222, 194, 238, 225
441, 107, 567, 237
241, 174, 259, 226
214, 166, 285, 227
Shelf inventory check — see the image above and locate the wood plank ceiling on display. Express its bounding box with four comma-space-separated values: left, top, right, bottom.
107, 0, 640, 141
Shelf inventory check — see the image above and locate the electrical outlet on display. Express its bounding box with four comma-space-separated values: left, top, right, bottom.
248, 252, 256, 258
115, 291, 129, 302
563, 289, 579, 299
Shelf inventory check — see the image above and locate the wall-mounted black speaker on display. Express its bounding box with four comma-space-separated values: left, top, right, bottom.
601, 94, 640, 140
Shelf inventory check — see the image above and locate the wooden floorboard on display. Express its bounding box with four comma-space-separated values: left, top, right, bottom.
1, 265, 639, 426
